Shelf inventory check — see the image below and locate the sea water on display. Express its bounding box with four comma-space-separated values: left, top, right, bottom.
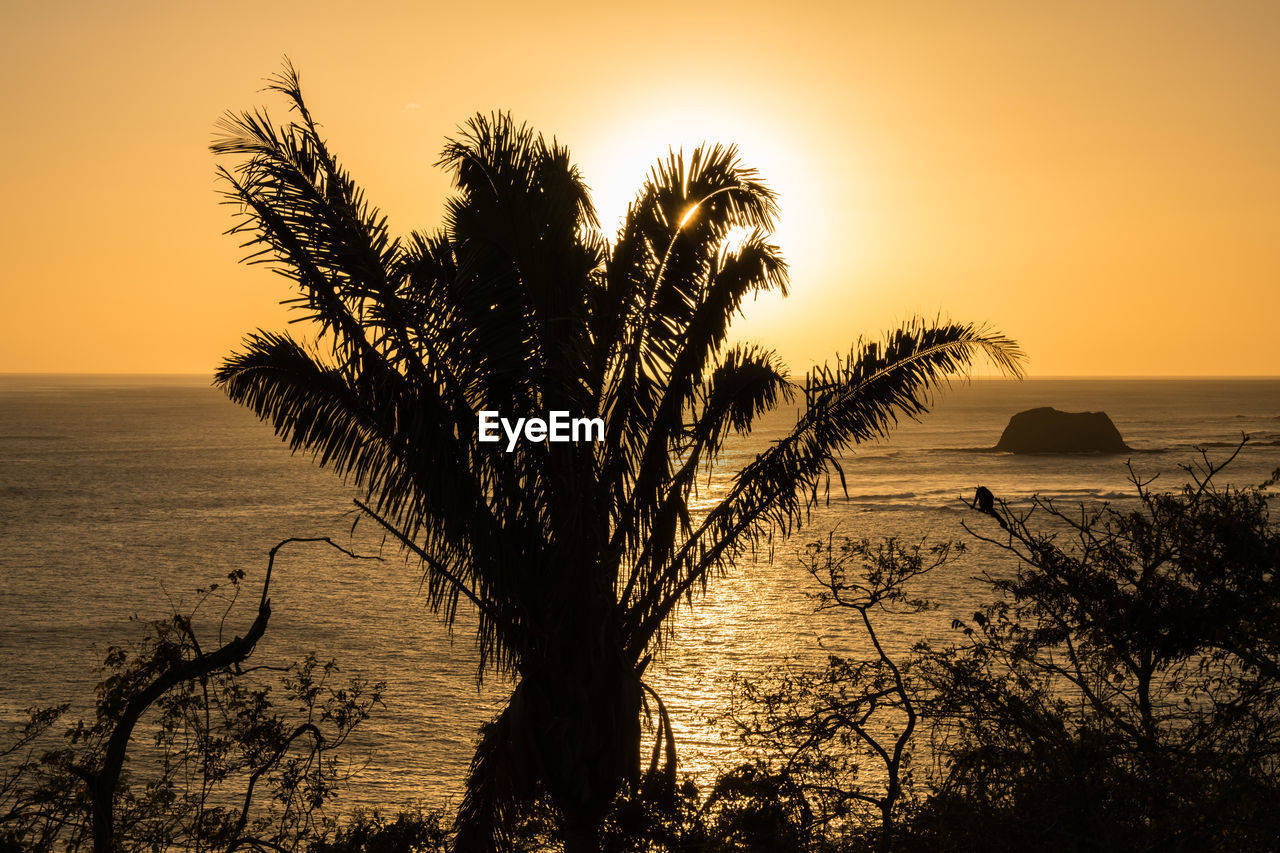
1, 375, 1277, 809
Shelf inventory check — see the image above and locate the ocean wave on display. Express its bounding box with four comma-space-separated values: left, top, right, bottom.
822, 491, 924, 505
851, 502, 963, 514
1033, 490, 1137, 503
834, 490, 1143, 513
0, 485, 47, 498
920, 445, 1178, 455
844, 450, 904, 461
1191, 439, 1280, 449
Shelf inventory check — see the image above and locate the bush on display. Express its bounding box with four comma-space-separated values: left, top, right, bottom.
0, 539, 383, 853
707, 444, 1280, 852
312, 809, 450, 852
907, 445, 1280, 850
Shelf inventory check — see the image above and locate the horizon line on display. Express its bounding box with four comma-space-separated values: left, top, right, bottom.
3, 372, 1280, 381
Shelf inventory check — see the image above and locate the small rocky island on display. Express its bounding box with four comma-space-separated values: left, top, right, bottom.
995, 407, 1131, 454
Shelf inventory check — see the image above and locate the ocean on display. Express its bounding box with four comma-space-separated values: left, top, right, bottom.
2, 376, 1278, 811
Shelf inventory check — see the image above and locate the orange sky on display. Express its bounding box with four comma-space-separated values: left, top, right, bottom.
2, 1, 1277, 376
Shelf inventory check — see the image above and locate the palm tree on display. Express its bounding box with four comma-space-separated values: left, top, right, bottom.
211, 66, 1023, 852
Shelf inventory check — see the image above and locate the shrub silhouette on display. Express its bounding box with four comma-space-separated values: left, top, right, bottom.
0, 539, 383, 853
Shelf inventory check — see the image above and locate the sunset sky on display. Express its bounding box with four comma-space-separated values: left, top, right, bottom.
2, 0, 1276, 376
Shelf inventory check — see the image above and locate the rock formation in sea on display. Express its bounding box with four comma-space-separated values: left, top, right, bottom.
995, 407, 1131, 454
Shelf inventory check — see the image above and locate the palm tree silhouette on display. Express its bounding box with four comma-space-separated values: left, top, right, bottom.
211, 66, 1024, 851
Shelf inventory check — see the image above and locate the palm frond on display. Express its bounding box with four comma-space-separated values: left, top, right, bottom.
215, 331, 525, 676
697, 343, 794, 455
624, 320, 1025, 656
617, 345, 792, 607
599, 148, 784, 530
608, 235, 789, 568
211, 71, 402, 377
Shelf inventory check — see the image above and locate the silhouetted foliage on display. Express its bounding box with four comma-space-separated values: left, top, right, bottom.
0, 540, 383, 853
211, 63, 1023, 851
713, 538, 957, 851
310, 809, 450, 852
692, 445, 1279, 852
905, 442, 1280, 851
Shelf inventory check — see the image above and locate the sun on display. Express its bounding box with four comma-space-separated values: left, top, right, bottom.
570, 94, 861, 360
575, 103, 818, 261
